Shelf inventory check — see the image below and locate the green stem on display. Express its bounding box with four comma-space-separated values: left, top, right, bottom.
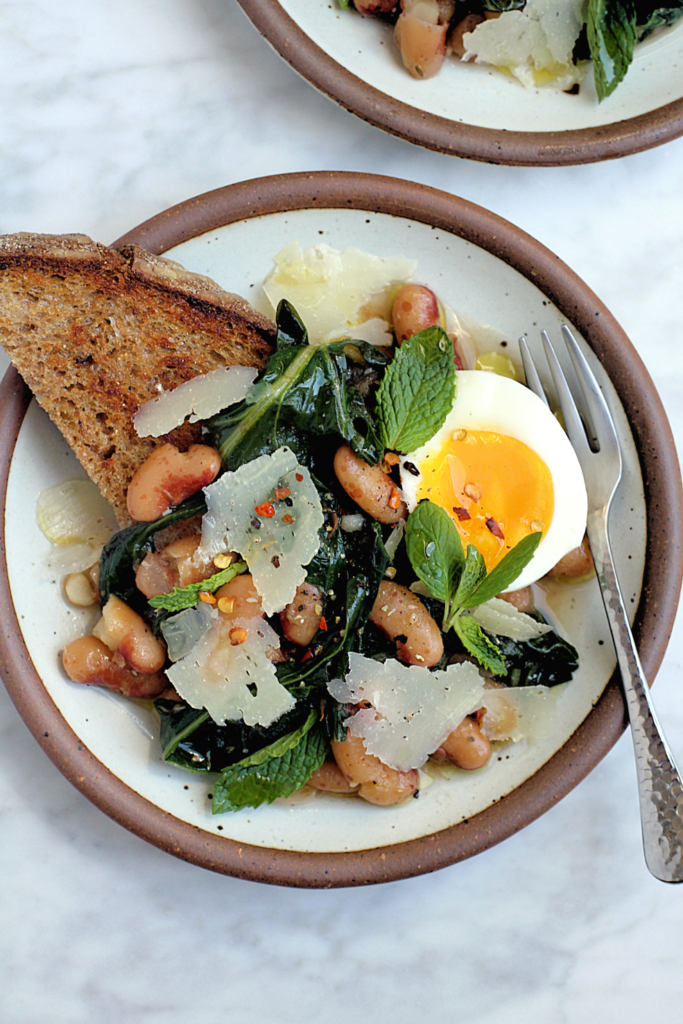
218, 345, 316, 465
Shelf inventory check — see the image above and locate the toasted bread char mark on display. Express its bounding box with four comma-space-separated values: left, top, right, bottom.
0, 233, 276, 525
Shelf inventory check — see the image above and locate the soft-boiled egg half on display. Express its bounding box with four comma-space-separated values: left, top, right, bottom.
400, 371, 588, 592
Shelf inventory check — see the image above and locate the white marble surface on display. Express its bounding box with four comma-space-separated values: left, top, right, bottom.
2, 1, 683, 1021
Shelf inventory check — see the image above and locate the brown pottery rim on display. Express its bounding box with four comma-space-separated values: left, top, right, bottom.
2, 172, 682, 888
234, 0, 683, 166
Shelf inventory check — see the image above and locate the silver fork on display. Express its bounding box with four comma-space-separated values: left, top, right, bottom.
519, 325, 683, 883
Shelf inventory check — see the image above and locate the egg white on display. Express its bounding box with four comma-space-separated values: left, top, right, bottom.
400, 370, 588, 591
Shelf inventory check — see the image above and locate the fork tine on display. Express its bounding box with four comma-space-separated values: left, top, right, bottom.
540, 330, 592, 460
560, 325, 620, 457
518, 336, 549, 408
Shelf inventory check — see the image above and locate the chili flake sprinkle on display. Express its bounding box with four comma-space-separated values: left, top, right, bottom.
384, 451, 400, 466
199, 591, 217, 604
295, 472, 304, 482
282, 513, 294, 525
453, 506, 471, 522
274, 487, 291, 500
486, 517, 505, 540
229, 627, 248, 646
388, 486, 402, 510
255, 502, 275, 518
319, 616, 328, 631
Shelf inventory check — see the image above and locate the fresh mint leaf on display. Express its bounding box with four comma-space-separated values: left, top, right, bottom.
212, 722, 327, 813
453, 615, 507, 676
452, 544, 487, 608
587, 0, 638, 101
238, 710, 318, 767
405, 500, 464, 605
376, 326, 456, 454
460, 533, 541, 610
148, 560, 248, 611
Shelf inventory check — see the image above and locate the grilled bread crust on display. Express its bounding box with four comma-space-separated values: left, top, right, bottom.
0, 233, 276, 523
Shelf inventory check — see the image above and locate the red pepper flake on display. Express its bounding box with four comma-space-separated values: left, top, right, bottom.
282, 513, 294, 525
198, 591, 217, 604
486, 517, 505, 540
229, 626, 248, 646
301, 650, 313, 662
295, 472, 304, 482
255, 502, 275, 518
388, 485, 402, 510
453, 506, 471, 522
271, 555, 281, 568
384, 452, 400, 466
274, 487, 291, 500
319, 616, 328, 631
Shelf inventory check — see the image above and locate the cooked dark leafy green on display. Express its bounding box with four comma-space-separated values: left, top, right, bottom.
155, 697, 317, 774
492, 627, 580, 688
207, 300, 389, 471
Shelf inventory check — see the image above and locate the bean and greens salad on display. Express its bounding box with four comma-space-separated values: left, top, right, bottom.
77, 300, 580, 815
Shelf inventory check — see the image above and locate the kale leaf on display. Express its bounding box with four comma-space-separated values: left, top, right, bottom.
206, 300, 389, 471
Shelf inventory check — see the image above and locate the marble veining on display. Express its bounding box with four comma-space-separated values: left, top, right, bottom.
1, 1, 683, 1021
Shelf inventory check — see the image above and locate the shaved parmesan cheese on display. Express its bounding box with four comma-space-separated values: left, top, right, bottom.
463, 0, 584, 92
328, 653, 486, 771
262, 242, 417, 345
479, 684, 564, 743
469, 598, 553, 642
161, 602, 215, 662
133, 365, 257, 437
166, 613, 295, 727
199, 446, 323, 616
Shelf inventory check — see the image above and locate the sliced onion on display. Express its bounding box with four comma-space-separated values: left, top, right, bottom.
37, 479, 117, 547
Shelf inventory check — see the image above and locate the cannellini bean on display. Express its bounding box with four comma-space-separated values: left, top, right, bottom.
547, 535, 595, 579
394, 3, 447, 79
331, 733, 418, 805
441, 716, 491, 770
135, 534, 215, 599
214, 574, 264, 621
92, 595, 166, 673
391, 283, 441, 343
126, 443, 221, 522
62, 636, 168, 699
280, 583, 323, 646
64, 570, 98, 608
370, 580, 444, 666
334, 444, 406, 524
497, 586, 534, 613
308, 760, 358, 793
448, 12, 484, 57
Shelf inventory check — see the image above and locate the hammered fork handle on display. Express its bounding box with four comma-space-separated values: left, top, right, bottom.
588, 511, 683, 883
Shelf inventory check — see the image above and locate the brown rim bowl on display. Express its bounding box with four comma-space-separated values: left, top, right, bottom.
1, 172, 682, 887
235, 0, 683, 166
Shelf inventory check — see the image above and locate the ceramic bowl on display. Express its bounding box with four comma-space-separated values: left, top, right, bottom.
235, 0, 683, 165
1, 172, 682, 886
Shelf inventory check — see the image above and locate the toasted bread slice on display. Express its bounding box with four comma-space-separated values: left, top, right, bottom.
0, 233, 276, 524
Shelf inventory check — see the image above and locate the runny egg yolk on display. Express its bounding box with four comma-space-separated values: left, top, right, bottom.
415, 429, 554, 573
